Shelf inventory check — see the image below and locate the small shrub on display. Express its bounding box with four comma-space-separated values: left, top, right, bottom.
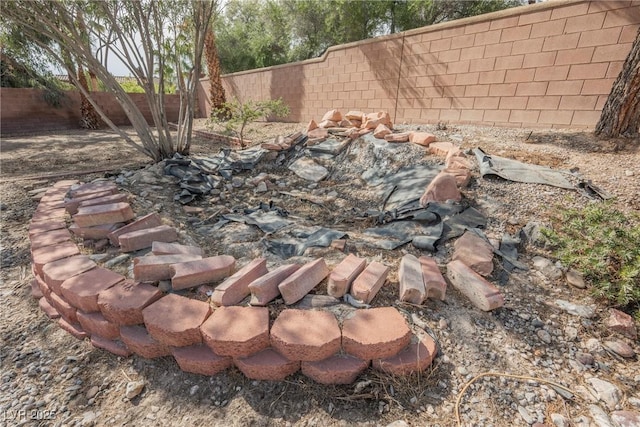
542, 203, 640, 314
210, 98, 290, 147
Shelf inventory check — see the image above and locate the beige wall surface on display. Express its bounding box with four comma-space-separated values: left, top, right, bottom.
199, 0, 639, 129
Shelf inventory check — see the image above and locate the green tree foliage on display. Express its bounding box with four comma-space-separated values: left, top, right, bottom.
216, 0, 521, 73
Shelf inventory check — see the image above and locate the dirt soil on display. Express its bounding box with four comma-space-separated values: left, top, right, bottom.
1, 120, 639, 427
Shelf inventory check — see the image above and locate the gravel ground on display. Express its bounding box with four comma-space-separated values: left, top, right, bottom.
0, 122, 638, 427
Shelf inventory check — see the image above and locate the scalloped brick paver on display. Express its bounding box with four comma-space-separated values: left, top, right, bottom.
446, 260, 504, 311
30, 208, 67, 223
419, 256, 447, 301
73, 202, 135, 228
350, 261, 389, 303
78, 193, 129, 211
69, 222, 123, 240
31, 279, 43, 299
65, 189, 119, 215
327, 254, 366, 298
49, 292, 77, 323
38, 297, 60, 319
107, 212, 162, 245
43, 255, 97, 295
452, 231, 494, 276
342, 307, 412, 360
35, 275, 51, 300
60, 267, 125, 313
373, 333, 437, 375
234, 348, 300, 381
29, 228, 72, 250
69, 181, 117, 198
211, 258, 268, 306
133, 254, 203, 282
29, 220, 66, 237
398, 254, 426, 304
248, 264, 300, 306
172, 344, 232, 376
90, 336, 132, 357
98, 280, 163, 325
142, 294, 211, 347
77, 311, 120, 340
58, 318, 88, 340
270, 309, 341, 362
119, 325, 170, 358
302, 354, 369, 384
151, 241, 203, 256
32, 241, 80, 276
201, 306, 269, 357
118, 225, 178, 252
170, 255, 236, 291
278, 259, 329, 305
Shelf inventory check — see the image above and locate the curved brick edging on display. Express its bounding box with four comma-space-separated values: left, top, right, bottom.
28, 179, 443, 384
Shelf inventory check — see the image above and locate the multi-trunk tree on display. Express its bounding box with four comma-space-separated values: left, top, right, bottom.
3, 0, 215, 161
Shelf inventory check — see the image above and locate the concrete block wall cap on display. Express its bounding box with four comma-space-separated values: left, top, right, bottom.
170, 255, 236, 291
327, 254, 367, 298
419, 256, 447, 301
107, 212, 162, 246
201, 306, 270, 357
38, 297, 60, 319
118, 224, 178, 252
446, 260, 504, 311
171, 344, 232, 376
60, 267, 126, 313
452, 231, 494, 277
350, 260, 390, 304
119, 325, 171, 359
342, 307, 412, 360
278, 258, 330, 305
142, 294, 211, 347
31, 279, 43, 299
248, 264, 300, 306
210, 258, 268, 306
270, 309, 342, 362
133, 253, 203, 282
234, 348, 301, 381
69, 181, 117, 198
302, 354, 370, 385
373, 333, 438, 375
73, 202, 135, 228
98, 280, 163, 325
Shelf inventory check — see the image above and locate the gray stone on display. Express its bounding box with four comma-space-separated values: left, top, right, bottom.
537, 329, 552, 344
288, 157, 329, 182
589, 404, 614, 427
551, 413, 568, 427
518, 405, 536, 425
256, 182, 268, 193
566, 269, 586, 289
555, 299, 596, 318
611, 410, 640, 427
604, 340, 635, 358
588, 378, 622, 410
576, 352, 595, 366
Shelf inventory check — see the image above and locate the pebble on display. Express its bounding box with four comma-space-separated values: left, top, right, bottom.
555, 299, 595, 318
549, 412, 567, 426
86, 386, 99, 399
588, 404, 614, 427
125, 380, 145, 400
438, 318, 448, 329
256, 182, 268, 193
603, 340, 635, 358
587, 378, 621, 410
537, 330, 552, 343
189, 385, 199, 396
576, 352, 595, 366
565, 269, 586, 289
518, 405, 536, 424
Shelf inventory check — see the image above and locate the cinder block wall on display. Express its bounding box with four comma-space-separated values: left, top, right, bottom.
199, 0, 639, 129
0, 89, 182, 135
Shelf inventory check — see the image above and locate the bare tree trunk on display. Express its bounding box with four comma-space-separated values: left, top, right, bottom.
595, 29, 640, 139
205, 28, 227, 118
77, 65, 101, 129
